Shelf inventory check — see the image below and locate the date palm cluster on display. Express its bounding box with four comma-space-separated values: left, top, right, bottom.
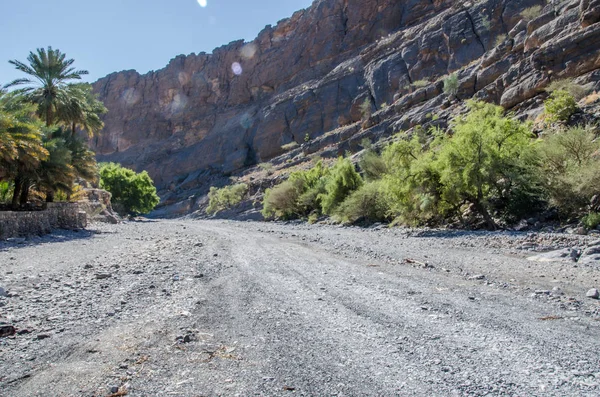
0, 47, 106, 208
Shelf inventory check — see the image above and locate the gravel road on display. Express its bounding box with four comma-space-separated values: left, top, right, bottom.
1, 220, 600, 396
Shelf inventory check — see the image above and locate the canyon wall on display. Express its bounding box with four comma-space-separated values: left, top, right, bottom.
92, 0, 600, 211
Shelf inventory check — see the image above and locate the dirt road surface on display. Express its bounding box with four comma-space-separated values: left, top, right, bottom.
1, 220, 600, 396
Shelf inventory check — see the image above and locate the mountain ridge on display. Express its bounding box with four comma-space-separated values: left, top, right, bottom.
90, 0, 600, 216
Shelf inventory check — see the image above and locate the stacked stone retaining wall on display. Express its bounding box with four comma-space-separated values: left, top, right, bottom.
0, 203, 87, 240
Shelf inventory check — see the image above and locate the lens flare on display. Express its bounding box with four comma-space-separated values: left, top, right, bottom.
231, 62, 243, 76
197, 0, 207, 7
240, 43, 258, 60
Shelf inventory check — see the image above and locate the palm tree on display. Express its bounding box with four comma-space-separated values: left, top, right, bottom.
57, 83, 107, 138
5, 47, 89, 126
0, 90, 48, 207
36, 128, 75, 202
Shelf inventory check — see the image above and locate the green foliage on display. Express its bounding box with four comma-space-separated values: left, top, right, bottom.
2, 48, 106, 207
206, 183, 248, 215
435, 101, 537, 228
281, 142, 299, 151
334, 181, 390, 224
359, 98, 372, 120
262, 158, 363, 219
99, 162, 160, 215
0, 181, 13, 203
412, 80, 429, 88
495, 34, 507, 47
481, 16, 491, 30
583, 212, 600, 230
6, 47, 89, 126
443, 74, 459, 98
536, 126, 600, 217
544, 90, 578, 123
520, 5, 542, 21
262, 161, 330, 219
320, 157, 363, 215
358, 140, 387, 181
258, 162, 274, 175
546, 79, 587, 101
304, 133, 311, 143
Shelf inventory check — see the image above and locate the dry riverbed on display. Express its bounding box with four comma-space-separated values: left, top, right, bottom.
1, 220, 600, 396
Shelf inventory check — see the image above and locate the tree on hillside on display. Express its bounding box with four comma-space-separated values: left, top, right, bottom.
5, 47, 89, 126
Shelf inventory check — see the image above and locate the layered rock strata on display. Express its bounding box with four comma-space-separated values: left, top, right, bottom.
92, 0, 600, 213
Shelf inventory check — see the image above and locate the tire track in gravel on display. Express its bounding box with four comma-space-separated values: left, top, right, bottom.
2, 220, 600, 396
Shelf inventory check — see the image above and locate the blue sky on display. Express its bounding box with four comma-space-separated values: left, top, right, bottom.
0, 0, 313, 84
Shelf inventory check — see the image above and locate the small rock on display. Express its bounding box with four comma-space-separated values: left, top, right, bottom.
552, 287, 564, 296
110, 386, 119, 394
95, 273, 112, 280
468, 275, 485, 280
84, 264, 93, 269
586, 288, 599, 299
36, 333, 51, 340
194, 274, 204, 278
0, 287, 7, 297
534, 290, 551, 295
0, 324, 16, 338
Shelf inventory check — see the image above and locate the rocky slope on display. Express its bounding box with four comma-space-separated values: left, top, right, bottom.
91, 0, 600, 216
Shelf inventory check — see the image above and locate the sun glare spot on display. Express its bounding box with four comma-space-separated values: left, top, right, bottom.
231, 62, 243, 76
197, 0, 207, 7
240, 43, 258, 60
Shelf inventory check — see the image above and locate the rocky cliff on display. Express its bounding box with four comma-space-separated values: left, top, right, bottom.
92, 0, 600, 214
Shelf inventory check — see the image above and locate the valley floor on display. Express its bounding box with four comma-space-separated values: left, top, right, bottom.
1, 220, 600, 396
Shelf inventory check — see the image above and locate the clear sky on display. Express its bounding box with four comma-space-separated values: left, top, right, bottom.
0, 0, 314, 84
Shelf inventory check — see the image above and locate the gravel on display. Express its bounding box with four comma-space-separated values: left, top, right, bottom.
1, 219, 600, 396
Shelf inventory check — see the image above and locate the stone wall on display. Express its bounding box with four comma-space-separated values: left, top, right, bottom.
0, 203, 87, 240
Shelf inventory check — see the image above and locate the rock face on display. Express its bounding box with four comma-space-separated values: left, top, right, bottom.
91, 0, 600, 213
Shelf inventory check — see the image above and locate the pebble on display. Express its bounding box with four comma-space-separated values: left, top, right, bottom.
95, 273, 112, 280
110, 385, 119, 393
0, 324, 16, 338
586, 288, 599, 299
468, 275, 485, 280
552, 287, 564, 296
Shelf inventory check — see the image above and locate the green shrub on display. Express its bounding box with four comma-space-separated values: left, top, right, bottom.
536, 126, 600, 217
206, 183, 248, 215
262, 179, 304, 219
262, 161, 330, 219
281, 142, 299, 151
334, 181, 390, 224
258, 162, 274, 175
495, 34, 507, 47
320, 157, 363, 215
360, 98, 372, 120
544, 90, 578, 123
546, 79, 587, 101
443, 74, 459, 98
412, 80, 429, 88
358, 148, 388, 181
481, 16, 491, 30
521, 5, 542, 21
99, 162, 160, 215
583, 212, 600, 230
